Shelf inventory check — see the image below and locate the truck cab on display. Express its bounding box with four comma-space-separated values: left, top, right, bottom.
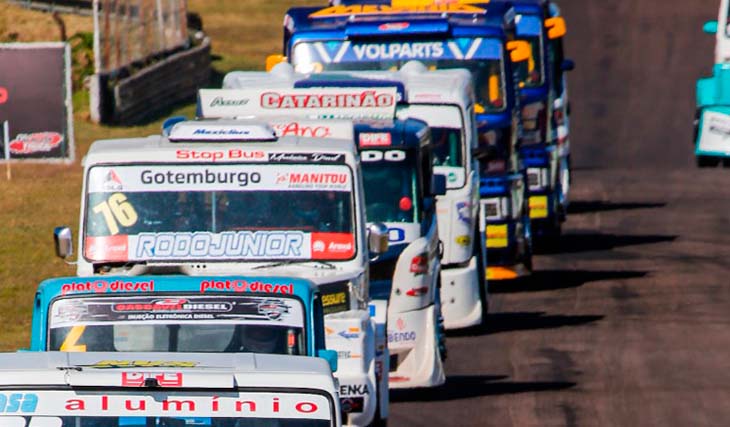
53, 119, 388, 427
196, 81, 448, 390
28, 275, 336, 366
0, 351, 341, 427
695, 0, 730, 166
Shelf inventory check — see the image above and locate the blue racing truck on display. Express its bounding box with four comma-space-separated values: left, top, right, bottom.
277, 0, 533, 281
489, 0, 573, 244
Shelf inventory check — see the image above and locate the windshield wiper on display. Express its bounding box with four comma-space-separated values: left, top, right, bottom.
252, 260, 336, 270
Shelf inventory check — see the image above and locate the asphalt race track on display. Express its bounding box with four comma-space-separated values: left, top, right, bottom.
389, 1, 730, 425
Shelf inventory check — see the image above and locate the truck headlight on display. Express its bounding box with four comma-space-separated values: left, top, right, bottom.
526, 167, 549, 191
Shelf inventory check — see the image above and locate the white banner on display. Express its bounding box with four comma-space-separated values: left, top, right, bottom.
0, 391, 331, 419
199, 87, 398, 120
87, 164, 353, 193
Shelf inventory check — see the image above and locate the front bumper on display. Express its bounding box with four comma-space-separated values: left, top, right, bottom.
440, 256, 483, 329
386, 304, 445, 389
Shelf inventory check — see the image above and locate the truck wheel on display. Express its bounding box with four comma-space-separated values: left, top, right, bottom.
474, 228, 489, 323
697, 156, 719, 168
434, 280, 447, 362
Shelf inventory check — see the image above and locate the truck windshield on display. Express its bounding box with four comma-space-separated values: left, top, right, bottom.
0, 391, 333, 426
515, 14, 544, 87
83, 164, 356, 262
360, 148, 420, 223
291, 37, 506, 113
48, 294, 306, 354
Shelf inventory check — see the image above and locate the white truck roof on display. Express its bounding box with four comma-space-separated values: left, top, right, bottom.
83, 119, 358, 166
0, 351, 336, 391
221, 61, 475, 115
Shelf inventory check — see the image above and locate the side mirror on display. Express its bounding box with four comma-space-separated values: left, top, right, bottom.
54, 226, 73, 259
367, 222, 389, 256
506, 40, 531, 63
561, 59, 575, 72
317, 349, 338, 373
704, 20, 718, 34
432, 174, 447, 196
544, 16, 567, 39
266, 54, 287, 72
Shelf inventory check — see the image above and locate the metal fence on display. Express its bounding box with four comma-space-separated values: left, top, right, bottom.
93, 0, 188, 73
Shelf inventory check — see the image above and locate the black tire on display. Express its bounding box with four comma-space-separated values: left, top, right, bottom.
474, 228, 489, 323
697, 156, 720, 168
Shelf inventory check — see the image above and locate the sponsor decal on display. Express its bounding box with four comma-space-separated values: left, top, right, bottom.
200, 279, 294, 294
360, 149, 406, 162
0, 394, 38, 413
140, 169, 261, 187
359, 132, 392, 147
175, 149, 266, 162
85, 235, 129, 261
456, 201, 472, 225
528, 195, 549, 219
276, 172, 350, 190
269, 152, 345, 163
379, 22, 410, 31
208, 96, 249, 107
388, 227, 406, 243
257, 300, 291, 320
8, 132, 63, 155
455, 235, 471, 247
309, 4, 486, 18
112, 299, 232, 313
48, 394, 326, 417
60, 279, 154, 296
339, 384, 369, 397
311, 232, 355, 259
88, 360, 198, 369
485, 224, 509, 248
260, 90, 394, 109
0, 86, 7, 104
134, 231, 305, 259
336, 351, 362, 359
272, 122, 334, 138
320, 281, 351, 314
353, 42, 444, 61
325, 326, 335, 335
103, 170, 123, 191
338, 327, 361, 340
388, 317, 417, 343
121, 372, 183, 387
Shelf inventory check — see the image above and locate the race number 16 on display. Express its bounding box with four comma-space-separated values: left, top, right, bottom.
92, 193, 138, 235
0, 86, 7, 104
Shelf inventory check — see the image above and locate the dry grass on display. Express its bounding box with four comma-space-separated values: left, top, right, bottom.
0, 0, 321, 350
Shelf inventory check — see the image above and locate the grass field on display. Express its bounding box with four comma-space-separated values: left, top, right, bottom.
0, 0, 319, 350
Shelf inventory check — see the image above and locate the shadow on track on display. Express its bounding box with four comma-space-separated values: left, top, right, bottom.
568, 200, 666, 215
448, 312, 604, 337
490, 269, 648, 293
390, 375, 575, 402
539, 232, 677, 255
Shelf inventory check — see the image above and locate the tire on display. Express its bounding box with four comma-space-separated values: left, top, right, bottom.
697, 155, 720, 168
474, 228, 489, 323
434, 279, 447, 362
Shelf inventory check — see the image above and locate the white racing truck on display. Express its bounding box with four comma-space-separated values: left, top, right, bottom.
0, 351, 341, 427
54, 119, 389, 427
197, 80, 449, 389
223, 62, 487, 330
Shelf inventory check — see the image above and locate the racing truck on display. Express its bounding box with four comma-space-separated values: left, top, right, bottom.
0, 351, 341, 427
277, 0, 531, 281
197, 83, 448, 389
695, 0, 730, 166
27, 275, 396, 415
487, 0, 572, 244
53, 119, 389, 427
